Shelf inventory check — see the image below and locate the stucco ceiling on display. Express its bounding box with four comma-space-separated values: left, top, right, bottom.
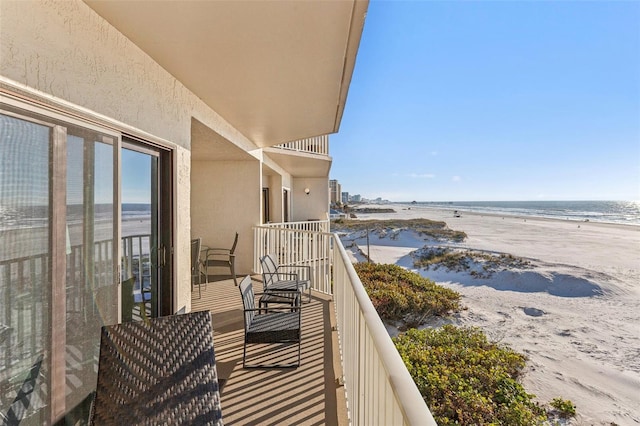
84, 0, 368, 148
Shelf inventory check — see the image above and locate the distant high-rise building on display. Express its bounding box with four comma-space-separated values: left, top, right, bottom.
329, 179, 341, 205
351, 194, 361, 202
341, 192, 350, 204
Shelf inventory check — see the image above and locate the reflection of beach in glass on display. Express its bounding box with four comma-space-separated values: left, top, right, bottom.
122, 203, 152, 237
0, 114, 52, 423
121, 146, 157, 319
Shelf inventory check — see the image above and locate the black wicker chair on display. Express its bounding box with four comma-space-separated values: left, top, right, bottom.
259, 253, 312, 303
91, 311, 223, 425
239, 275, 301, 368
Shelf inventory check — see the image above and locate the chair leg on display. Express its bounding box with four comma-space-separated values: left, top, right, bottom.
231, 259, 238, 286
192, 277, 201, 299
242, 340, 247, 368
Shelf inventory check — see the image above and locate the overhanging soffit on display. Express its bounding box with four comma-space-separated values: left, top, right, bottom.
84, 0, 368, 148
264, 148, 332, 178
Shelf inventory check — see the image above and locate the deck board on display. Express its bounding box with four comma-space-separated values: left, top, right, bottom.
191, 277, 347, 425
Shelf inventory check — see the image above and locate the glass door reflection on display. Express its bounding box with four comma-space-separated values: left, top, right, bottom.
121, 147, 158, 321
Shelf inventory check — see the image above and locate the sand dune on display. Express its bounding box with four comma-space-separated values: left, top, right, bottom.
339, 205, 640, 425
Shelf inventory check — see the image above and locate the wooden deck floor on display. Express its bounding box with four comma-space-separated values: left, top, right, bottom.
191, 277, 348, 425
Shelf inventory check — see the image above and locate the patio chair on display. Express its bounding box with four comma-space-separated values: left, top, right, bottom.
122, 276, 151, 321
91, 311, 223, 425
203, 232, 238, 286
239, 276, 301, 368
260, 253, 312, 303
191, 237, 206, 298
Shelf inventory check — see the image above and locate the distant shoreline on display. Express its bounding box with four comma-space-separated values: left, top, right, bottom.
405, 204, 639, 230
350, 200, 640, 228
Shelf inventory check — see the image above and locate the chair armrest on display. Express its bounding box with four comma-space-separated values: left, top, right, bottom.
243, 307, 302, 313
205, 249, 234, 261
206, 248, 231, 257
273, 271, 298, 278
263, 271, 299, 282
207, 247, 231, 252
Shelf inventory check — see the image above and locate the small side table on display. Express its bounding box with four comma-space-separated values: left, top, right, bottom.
259, 291, 300, 312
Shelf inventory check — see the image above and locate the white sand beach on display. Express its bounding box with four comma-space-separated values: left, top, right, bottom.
339, 205, 640, 425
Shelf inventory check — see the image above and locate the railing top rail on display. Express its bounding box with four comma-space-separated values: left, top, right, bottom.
259, 220, 329, 227
0, 252, 49, 266
122, 234, 152, 240
257, 220, 329, 226
253, 224, 332, 237
333, 235, 437, 426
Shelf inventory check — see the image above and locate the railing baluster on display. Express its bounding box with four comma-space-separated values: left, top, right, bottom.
2, 262, 12, 368
29, 257, 37, 359
272, 135, 329, 156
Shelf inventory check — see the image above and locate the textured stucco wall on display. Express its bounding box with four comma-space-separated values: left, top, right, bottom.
292, 177, 330, 222
191, 160, 261, 275
1, 0, 192, 145
174, 147, 192, 313
1, 0, 263, 311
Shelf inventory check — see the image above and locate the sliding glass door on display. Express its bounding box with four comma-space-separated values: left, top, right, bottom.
121, 141, 172, 322
0, 113, 55, 424
0, 106, 172, 423
64, 128, 118, 422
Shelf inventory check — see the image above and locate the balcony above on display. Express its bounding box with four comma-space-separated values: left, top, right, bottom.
264, 135, 332, 177
275, 136, 330, 156
83, 0, 368, 148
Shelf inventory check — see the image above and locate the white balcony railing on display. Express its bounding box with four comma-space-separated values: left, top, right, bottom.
261, 220, 330, 233
274, 135, 329, 156
253, 223, 333, 294
333, 238, 437, 426
253, 224, 436, 425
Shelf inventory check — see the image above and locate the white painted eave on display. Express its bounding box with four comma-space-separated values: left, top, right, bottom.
263, 148, 332, 178
84, 0, 368, 148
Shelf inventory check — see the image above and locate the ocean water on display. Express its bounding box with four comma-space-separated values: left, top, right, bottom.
0, 203, 150, 232
0, 203, 152, 261
403, 200, 640, 226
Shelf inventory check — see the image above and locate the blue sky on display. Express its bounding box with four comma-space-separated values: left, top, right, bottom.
122, 148, 151, 204
330, 0, 640, 202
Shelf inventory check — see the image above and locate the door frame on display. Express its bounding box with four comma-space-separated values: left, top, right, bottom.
121, 137, 174, 317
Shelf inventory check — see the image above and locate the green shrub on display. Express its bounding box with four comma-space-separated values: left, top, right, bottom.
334, 218, 467, 242
354, 263, 460, 327
414, 247, 532, 278
549, 397, 576, 418
394, 326, 546, 425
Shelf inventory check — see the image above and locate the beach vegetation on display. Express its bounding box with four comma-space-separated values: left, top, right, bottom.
354, 262, 461, 327
353, 207, 396, 213
414, 247, 532, 278
394, 326, 547, 425
333, 218, 467, 242
549, 397, 576, 419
